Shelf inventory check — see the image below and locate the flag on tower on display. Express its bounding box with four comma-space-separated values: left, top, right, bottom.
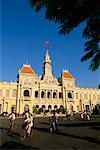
45, 41, 49, 49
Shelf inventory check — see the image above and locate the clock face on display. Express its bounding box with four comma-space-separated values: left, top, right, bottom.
24, 79, 29, 84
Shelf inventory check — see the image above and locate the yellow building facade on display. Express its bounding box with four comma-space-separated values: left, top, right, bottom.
0, 47, 100, 115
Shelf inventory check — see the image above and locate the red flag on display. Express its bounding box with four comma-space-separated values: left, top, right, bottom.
45, 41, 48, 49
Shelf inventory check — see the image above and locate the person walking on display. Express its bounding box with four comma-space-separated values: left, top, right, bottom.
49, 111, 57, 133
21, 112, 33, 140
26, 113, 33, 136
80, 112, 84, 120
55, 111, 59, 130
86, 111, 91, 120
8, 111, 16, 132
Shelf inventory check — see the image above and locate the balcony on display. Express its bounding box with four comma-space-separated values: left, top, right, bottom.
23, 96, 30, 101
68, 98, 74, 102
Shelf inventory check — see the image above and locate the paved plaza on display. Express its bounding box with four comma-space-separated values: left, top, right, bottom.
0, 115, 100, 150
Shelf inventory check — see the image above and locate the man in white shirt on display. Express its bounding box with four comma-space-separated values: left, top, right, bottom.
24, 113, 33, 137
8, 112, 16, 131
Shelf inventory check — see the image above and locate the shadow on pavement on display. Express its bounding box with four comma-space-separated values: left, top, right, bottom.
40, 121, 100, 127
0, 127, 8, 131
55, 131, 100, 146
7, 131, 20, 137
58, 121, 100, 127
34, 126, 100, 146
91, 126, 100, 131
34, 127, 49, 133
0, 141, 40, 149
0, 127, 21, 138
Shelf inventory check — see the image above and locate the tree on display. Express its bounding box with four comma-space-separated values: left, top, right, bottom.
29, 0, 100, 71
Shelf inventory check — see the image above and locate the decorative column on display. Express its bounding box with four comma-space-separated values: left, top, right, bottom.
6, 102, 8, 112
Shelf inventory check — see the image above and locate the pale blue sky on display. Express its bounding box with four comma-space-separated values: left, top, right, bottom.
1, 0, 100, 88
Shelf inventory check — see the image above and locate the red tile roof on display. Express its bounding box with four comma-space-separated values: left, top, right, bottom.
20, 65, 36, 76
62, 71, 73, 79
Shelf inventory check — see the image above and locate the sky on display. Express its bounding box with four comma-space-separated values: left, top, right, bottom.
1, 0, 100, 88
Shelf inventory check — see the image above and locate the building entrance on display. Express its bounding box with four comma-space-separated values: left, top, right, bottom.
24, 104, 29, 112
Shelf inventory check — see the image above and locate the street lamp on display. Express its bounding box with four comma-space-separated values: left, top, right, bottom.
2, 97, 4, 113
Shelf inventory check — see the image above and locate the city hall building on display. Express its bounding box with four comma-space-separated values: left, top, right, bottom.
0, 46, 100, 115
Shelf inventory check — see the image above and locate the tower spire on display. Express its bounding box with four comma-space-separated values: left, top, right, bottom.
42, 41, 53, 79
44, 41, 51, 64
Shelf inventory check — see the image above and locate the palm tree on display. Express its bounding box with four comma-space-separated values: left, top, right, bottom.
29, 0, 100, 71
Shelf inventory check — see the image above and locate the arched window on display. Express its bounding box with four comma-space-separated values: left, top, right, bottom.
35, 91, 38, 98
42, 105, 45, 108
60, 105, 64, 109
53, 92, 57, 98
68, 92, 72, 98
41, 91, 45, 98
24, 90, 30, 97
54, 105, 57, 108
36, 105, 39, 113
47, 92, 51, 98
54, 105, 57, 110
48, 105, 52, 112
42, 105, 46, 111
59, 92, 62, 98
48, 105, 51, 109
36, 105, 39, 108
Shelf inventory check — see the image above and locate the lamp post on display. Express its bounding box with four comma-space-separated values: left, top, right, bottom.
19, 99, 20, 116
64, 87, 66, 108
2, 97, 4, 113
89, 99, 91, 111
16, 84, 18, 116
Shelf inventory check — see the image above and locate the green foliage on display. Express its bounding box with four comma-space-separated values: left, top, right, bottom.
29, 0, 100, 71
33, 106, 39, 114
39, 108, 43, 113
